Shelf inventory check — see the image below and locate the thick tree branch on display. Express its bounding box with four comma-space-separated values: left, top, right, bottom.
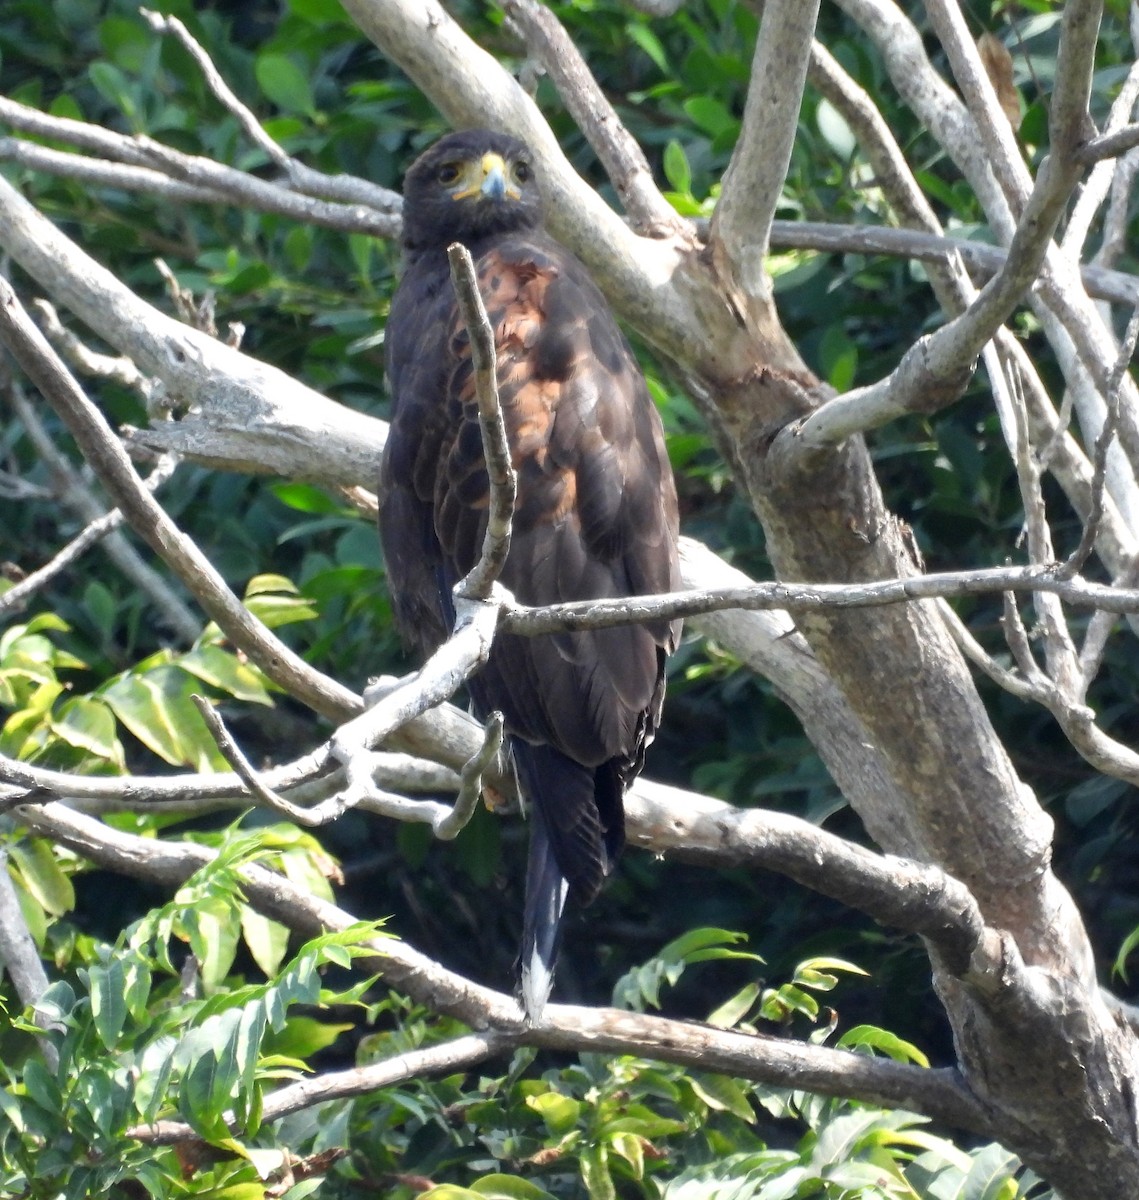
0, 93, 400, 232
794, 134, 1089, 447
10, 798, 992, 1135
710, 0, 821, 308
0, 849, 56, 1060
0, 170, 384, 490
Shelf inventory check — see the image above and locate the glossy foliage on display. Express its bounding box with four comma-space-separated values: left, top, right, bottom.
0, 0, 1135, 1194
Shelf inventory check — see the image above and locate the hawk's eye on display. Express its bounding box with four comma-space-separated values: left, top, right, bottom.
437, 163, 461, 186
513, 160, 532, 183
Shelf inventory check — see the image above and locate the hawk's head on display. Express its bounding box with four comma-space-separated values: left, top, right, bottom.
400, 130, 544, 251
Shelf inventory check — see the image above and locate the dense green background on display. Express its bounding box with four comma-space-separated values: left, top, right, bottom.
0, 0, 1137, 1195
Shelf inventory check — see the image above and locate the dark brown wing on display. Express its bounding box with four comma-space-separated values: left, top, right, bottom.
380, 229, 680, 944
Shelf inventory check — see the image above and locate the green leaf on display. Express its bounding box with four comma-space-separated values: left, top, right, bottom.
123, 955, 152, 1023
179, 644, 273, 705
51, 696, 123, 766
255, 53, 315, 115
240, 905, 290, 978
190, 895, 242, 993
177, 1024, 238, 1139
818, 323, 858, 393
243, 590, 319, 630
688, 1074, 755, 1122
101, 668, 225, 769
962, 1143, 1022, 1200
662, 140, 691, 194
625, 22, 669, 73
810, 1109, 891, 1167
88, 958, 128, 1050
286, 0, 353, 24
234, 1001, 269, 1131
136, 1035, 178, 1124
606, 1132, 645, 1180
580, 1143, 615, 1200
22, 1059, 63, 1115
269, 483, 343, 515
526, 1090, 582, 1136
23, 613, 70, 636
760, 982, 818, 1022
349, 232, 374, 282
816, 96, 856, 158
707, 981, 760, 1029
97, 15, 151, 71
242, 1146, 287, 1180
838, 1024, 929, 1066
87, 60, 137, 121
1114, 923, 1139, 982
265, 1015, 351, 1060
245, 574, 302, 597
469, 1177, 558, 1199
683, 95, 737, 138
280, 1182, 326, 1200
10, 840, 75, 916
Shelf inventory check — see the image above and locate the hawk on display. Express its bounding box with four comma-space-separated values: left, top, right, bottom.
379, 129, 681, 1018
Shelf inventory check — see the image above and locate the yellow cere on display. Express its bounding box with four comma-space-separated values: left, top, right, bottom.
451, 153, 521, 202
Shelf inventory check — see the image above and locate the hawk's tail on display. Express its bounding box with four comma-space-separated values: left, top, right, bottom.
514, 742, 624, 1021
519, 799, 569, 1022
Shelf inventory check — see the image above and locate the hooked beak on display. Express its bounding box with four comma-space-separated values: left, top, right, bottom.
453, 153, 521, 203
480, 154, 508, 201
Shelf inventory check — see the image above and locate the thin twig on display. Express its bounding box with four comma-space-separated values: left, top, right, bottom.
1078, 557, 1139, 697
125, 1031, 517, 1144
1063, 52, 1139, 253
139, 8, 291, 173
190, 695, 310, 821
32, 299, 154, 397
767, 219, 1139, 307
939, 600, 1050, 704
496, 564, 1139, 635
447, 242, 516, 603
2, 381, 196, 638
0, 745, 457, 813
1077, 123, 1139, 165
999, 351, 1080, 690
1059, 304, 1139, 578
437, 712, 504, 840
1000, 590, 1045, 683
0, 506, 124, 618
0, 131, 397, 238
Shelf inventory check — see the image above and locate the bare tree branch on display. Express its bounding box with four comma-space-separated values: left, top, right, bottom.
710, 0, 821, 307
0, 849, 57, 1070
1, 380, 198, 639
9, 797, 993, 1134
499, 0, 686, 237
769, 220, 1139, 306
447, 243, 516, 602
1063, 54, 1139, 253
125, 1032, 518, 1145
0, 170, 385, 490
0, 277, 360, 723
